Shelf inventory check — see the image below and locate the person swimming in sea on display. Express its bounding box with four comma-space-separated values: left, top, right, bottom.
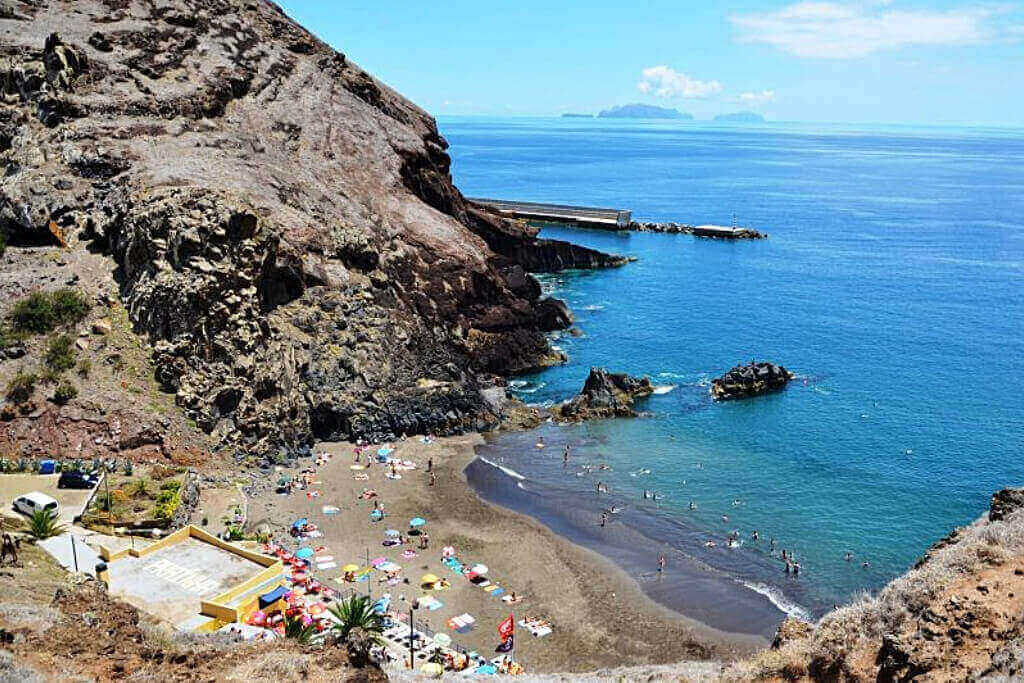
536, 436, 545, 449
563, 445, 570, 465
793, 562, 801, 576
751, 530, 759, 541
689, 500, 696, 510
721, 515, 729, 523
844, 551, 853, 562
642, 489, 649, 500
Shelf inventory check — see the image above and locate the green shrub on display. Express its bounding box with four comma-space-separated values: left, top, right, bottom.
25, 509, 66, 540
39, 365, 62, 384
44, 334, 76, 371
159, 480, 181, 492
9, 288, 90, 335
52, 380, 77, 405
76, 358, 91, 377
5, 370, 37, 404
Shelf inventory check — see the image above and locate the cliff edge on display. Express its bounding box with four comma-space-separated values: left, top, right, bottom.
0, 0, 623, 464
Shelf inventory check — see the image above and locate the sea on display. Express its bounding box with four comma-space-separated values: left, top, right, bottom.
439, 116, 1024, 638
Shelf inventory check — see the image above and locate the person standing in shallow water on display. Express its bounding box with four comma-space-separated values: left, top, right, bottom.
657, 554, 665, 574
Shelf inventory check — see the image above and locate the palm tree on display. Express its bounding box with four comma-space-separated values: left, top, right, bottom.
328, 595, 385, 666
25, 509, 66, 540
283, 615, 317, 644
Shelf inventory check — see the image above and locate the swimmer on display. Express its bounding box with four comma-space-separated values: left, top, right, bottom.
721, 515, 729, 523
563, 446, 570, 465
793, 562, 801, 576
752, 530, 759, 541
689, 500, 696, 510
704, 540, 716, 548
643, 490, 649, 500
732, 499, 742, 507
536, 437, 545, 449
861, 560, 871, 569
844, 552, 853, 562
600, 512, 606, 527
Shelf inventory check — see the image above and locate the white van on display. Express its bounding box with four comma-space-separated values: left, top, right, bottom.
13, 492, 59, 519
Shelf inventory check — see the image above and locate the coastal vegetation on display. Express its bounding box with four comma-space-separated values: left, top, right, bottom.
8, 288, 90, 335
25, 509, 66, 540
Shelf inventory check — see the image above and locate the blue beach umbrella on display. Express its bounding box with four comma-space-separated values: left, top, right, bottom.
409, 517, 426, 528
295, 547, 315, 560
291, 518, 308, 529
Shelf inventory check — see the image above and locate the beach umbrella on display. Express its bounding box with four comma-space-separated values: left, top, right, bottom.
295, 547, 315, 560
379, 562, 401, 572
421, 573, 440, 585
474, 664, 497, 675
371, 556, 387, 566
341, 564, 359, 572
291, 518, 308, 529
409, 517, 426, 527
433, 633, 452, 647
384, 529, 400, 537
470, 563, 488, 575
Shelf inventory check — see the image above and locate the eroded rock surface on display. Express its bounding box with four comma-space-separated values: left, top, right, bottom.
553, 367, 653, 421
0, 1, 625, 462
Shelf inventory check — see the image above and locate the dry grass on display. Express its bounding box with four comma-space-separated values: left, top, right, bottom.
724, 499, 1024, 680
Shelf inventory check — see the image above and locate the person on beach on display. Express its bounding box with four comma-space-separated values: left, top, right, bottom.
429, 471, 436, 486
427, 457, 433, 473
658, 554, 665, 573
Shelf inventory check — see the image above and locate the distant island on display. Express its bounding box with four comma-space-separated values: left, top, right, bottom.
561, 113, 593, 118
598, 103, 693, 120
713, 111, 766, 123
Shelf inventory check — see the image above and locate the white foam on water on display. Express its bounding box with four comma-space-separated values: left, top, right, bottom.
579, 304, 605, 311
652, 384, 677, 395
742, 581, 812, 621
510, 381, 546, 394
477, 456, 527, 482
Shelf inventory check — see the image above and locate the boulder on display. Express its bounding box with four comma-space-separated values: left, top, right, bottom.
535, 297, 573, 331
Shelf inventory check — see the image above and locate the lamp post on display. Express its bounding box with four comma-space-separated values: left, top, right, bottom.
408, 602, 418, 669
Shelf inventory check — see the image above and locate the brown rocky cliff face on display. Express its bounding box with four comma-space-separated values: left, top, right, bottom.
0, 0, 624, 462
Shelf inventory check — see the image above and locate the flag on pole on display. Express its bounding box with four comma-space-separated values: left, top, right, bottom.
498, 613, 514, 641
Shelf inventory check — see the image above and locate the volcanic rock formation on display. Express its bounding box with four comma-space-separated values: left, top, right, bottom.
710, 361, 792, 401
0, 0, 625, 463
553, 367, 654, 421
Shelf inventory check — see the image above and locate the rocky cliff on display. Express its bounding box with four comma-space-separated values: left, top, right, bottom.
0, 0, 624, 464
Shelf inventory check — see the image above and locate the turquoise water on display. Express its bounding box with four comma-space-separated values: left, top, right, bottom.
441, 117, 1024, 620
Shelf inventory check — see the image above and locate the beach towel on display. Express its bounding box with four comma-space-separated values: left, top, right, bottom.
322, 506, 340, 514
317, 561, 337, 570
315, 555, 334, 563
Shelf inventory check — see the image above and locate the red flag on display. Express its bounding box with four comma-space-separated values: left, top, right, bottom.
498, 614, 514, 641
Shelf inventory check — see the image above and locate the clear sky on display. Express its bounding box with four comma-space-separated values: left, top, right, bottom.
276, 1, 1024, 126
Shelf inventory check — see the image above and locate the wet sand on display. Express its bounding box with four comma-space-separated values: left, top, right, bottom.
246, 434, 766, 673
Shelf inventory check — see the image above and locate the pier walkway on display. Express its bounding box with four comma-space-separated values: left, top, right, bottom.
470, 198, 632, 230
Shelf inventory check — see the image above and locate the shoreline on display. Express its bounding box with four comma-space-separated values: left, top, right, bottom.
467, 428, 794, 639
247, 433, 765, 673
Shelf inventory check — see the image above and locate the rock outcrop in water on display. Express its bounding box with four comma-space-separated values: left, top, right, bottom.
553, 367, 654, 421
710, 361, 792, 401
0, 0, 626, 464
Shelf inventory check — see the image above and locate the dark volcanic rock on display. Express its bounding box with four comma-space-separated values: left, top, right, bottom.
535, 297, 573, 331
0, 1, 627, 459
710, 361, 793, 401
553, 367, 653, 421
989, 488, 1024, 522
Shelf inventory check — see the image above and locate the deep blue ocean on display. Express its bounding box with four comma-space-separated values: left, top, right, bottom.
440, 116, 1024, 631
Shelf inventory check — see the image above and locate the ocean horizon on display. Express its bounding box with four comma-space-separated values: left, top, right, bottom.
442, 115, 1024, 635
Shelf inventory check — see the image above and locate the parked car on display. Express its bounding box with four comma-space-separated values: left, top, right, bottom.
13, 492, 59, 518
57, 470, 98, 489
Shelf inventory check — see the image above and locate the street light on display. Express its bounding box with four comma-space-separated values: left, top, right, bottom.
408, 601, 418, 669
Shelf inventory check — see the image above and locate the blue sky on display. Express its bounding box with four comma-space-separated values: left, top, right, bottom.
277, 1, 1024, 125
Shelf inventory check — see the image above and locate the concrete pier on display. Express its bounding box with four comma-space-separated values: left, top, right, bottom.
470, 198, 632, 230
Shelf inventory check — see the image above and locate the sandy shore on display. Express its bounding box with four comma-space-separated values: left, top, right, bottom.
246, 434, 766, 673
